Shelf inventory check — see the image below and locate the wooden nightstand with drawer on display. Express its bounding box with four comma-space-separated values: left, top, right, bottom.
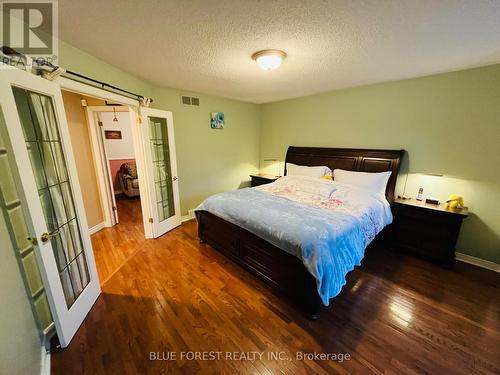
250, 173, 280, 187
391, 198, 468, 268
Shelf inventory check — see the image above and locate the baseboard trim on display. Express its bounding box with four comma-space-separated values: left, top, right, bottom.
455, 252, 499, 273
181, 209, 196, 223
40, 346, 50, 375
89, 221, 105, 235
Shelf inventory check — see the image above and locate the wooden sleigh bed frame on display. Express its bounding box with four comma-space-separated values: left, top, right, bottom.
196, 146, 405, 319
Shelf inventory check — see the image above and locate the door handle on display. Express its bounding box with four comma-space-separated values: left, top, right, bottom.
40, 230, 60, 243
172, 176, 178, 181
27, 236, 38, 246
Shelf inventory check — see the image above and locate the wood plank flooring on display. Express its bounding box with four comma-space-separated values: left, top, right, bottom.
52, 199, 500, 374
90, 196, 145, 285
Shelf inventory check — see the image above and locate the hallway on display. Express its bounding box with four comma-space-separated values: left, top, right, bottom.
91, 197, 144, 284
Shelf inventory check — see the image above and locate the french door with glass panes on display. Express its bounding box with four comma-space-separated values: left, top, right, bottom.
140, 108, 180, 237
0, 67, 100, 347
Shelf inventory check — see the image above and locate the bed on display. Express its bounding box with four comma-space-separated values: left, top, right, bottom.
195, 147, 405, 319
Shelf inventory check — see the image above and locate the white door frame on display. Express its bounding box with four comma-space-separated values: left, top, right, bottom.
85, 105, 131, 227
57, 77, 154, 238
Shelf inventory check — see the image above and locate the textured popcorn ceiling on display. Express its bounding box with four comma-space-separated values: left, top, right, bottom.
58, 0, 500, 103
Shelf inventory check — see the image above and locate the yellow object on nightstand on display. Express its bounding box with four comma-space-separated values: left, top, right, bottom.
446, 194, 464, 209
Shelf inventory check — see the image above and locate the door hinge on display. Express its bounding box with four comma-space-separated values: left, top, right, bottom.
98, 121, 103, 127
148, 218, 153, 223
112, 206, 117, 211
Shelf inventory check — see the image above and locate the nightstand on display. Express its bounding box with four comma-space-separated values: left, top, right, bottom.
250, 173, 280, 187
391, 198, 468, 268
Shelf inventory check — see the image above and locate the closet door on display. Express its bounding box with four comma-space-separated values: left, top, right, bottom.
139, 108, 180, 237
0, 67, 100, 347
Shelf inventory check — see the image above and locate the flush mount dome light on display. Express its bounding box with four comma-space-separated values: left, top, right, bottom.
252, 49, 287, 71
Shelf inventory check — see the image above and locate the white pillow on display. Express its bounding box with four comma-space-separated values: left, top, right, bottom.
286, 163, 331, 178
293, 177, 336, 197
333, 169, 392, 198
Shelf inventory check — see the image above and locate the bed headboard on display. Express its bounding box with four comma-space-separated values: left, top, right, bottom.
284, 146, 405, 203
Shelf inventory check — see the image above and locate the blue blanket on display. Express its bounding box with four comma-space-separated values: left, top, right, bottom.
196, 188, 365, 305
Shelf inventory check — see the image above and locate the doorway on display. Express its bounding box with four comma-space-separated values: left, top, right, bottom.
59, 94, 146, 282
99, 108, 141, 224
1, 67, 181, 349
88, 105, 143, 230
60, 85, 182, 240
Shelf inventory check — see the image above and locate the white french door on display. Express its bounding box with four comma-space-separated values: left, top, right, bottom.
139, 108, 180, 237
0, 67, 100, 347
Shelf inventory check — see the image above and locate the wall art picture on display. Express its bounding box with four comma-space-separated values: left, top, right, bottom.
210, 112, 225, 129
104, 130, 122, 139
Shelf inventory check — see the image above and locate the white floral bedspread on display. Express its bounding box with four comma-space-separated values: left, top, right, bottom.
255, 175, 392, 246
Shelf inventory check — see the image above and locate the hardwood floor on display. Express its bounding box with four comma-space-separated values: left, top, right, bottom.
52, 200, 500, 374
89, 196, 145, 285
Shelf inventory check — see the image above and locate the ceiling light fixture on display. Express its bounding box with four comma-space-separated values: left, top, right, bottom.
252, 49, 287, 71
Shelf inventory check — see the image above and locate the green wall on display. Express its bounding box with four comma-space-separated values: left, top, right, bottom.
151, 87, 260, 212
0, 212, 41, 374
59, 40, 261, 215
0, 129, 42, 374
260, 64, 500, 263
